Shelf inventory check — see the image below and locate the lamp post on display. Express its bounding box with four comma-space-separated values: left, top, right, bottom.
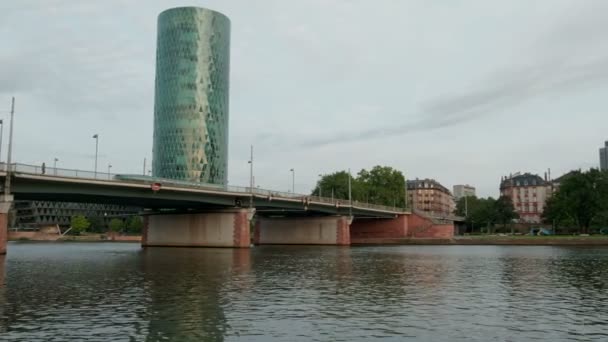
108, 163, 112, 177
348, 168, 352, 217
53, 158, 58, 175
318, 174, 323, 197
92, 134, 99, 178
4, 97, 15, 196
0, 119, 3, 165
248, 145, 254, 208
290, 168, 295, 194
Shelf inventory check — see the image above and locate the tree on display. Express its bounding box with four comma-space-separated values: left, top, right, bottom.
311, 166, 406, 208
108, 218, 125, 233
495, 196, 519, 233
70, 215, 90, 235
88, 216, 106, 233
454, 196, 500, 234
543, 169, 608, 234
357, 166, 406, 207
126, 216, 144, 234
311, 171, 357, 201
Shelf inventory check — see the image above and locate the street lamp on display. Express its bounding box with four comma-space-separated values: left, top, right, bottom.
92, 134, 99, 178
4, 97, 15, 196
289, 168, 295, 194
248, 145, 254, 208
0, 119, 3, 165
108, 163, 112, 177
318, 174, 323, 197
53, 158, 58, 175
248, 145, 254, 190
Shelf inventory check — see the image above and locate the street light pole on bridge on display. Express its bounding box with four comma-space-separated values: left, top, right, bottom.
92, 134, 99, 179
4, 97, 15, 196
248, 145, 253, 208
290, 168, 295, 194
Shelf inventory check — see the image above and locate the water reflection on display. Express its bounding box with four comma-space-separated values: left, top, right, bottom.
141, 248, 251, 341
1, 243, 608, 341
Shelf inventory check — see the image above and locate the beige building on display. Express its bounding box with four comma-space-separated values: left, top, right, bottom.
500, 173, 551, 223
407, 179, 455, 217
453, 184, 476, 200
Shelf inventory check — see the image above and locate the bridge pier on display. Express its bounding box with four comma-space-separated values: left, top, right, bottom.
350, 213, 455, 244
254, 216, 351, 246
142, 208, 254, 248
0, 195, 12, 255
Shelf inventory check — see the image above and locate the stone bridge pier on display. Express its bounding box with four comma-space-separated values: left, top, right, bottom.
142, 208, 254, 248
254, 216, 351, 246
0, 195, 13, 255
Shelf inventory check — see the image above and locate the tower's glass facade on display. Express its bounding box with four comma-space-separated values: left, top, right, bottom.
153, 7, 230, 185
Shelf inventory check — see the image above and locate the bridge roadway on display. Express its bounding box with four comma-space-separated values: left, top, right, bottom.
0, 165, 404, 219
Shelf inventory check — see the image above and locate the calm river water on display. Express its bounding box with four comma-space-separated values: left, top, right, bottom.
1, 242, 607, 341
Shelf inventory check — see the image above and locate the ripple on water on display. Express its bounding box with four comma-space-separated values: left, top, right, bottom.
1, 243, 608, 341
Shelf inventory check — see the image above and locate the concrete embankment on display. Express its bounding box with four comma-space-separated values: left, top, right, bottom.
352, 236, 608, 246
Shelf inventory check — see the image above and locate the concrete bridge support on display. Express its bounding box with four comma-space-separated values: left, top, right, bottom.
142, 209, 253, 248
0, 195, 12, 255
254, 216, 351, 245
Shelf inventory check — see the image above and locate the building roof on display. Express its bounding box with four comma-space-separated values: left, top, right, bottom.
407, 178, 451, 194
500, 172, 547, 189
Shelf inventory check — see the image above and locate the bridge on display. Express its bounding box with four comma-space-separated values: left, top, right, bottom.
0, 163, 454, 253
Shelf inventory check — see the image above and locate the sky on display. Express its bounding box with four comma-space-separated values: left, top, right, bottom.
1, 0, 607, 197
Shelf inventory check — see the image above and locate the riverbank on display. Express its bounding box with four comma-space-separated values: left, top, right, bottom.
352, 235, 608, 246
9, 231, 141, 243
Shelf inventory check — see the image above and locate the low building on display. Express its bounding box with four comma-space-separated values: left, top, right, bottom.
600, 141, 608, 171
407, 179, 455, 217
14, 201, 140, 229
500, 173, 550, 223
453, 184, 476, 200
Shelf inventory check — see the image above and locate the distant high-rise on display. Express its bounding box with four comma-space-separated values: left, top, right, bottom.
152, 7, 230, 185
600, 141, 608, 171
453, 184, 476, 200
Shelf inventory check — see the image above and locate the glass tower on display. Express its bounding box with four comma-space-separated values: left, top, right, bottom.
152, 7, 230, 185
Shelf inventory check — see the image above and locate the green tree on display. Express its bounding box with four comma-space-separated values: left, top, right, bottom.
312, 166, 406, 208
543, 169, 608, 234
70, 215, 90, 235
88, 216, 106, 233
108, 218, 125, 232
357, 166, 406, 207
495, 195, 519, 233
455, 196, 499, 234
312, 171, 356, 201
126, 216, 144, 234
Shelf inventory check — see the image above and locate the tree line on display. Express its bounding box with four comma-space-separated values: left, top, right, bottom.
70, 215, 143, 235
542, 169, 608, 234
454, 195, 519, 233
311, 166, 407, 208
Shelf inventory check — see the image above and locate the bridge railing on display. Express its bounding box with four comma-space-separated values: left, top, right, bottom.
1, 162, 407, 213
0, 162, 117, 180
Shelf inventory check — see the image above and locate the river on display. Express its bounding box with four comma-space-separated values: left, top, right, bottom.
1, 242, 607, 341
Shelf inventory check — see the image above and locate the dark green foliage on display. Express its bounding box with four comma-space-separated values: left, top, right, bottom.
455, 196, 518, 233
311, 166, 406, 207
88, 216, 106, 233
126, 216, 144, 234
108, 218, 125, 233
70, 215, 90, 235
543, 169, 608, 234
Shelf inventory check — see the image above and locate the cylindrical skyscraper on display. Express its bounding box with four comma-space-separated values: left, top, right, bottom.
152, 7, 230, 185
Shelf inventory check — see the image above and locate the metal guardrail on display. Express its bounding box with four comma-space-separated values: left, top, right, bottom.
0, 162, 407, 213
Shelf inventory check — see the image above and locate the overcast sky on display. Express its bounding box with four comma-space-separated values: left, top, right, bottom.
1, 0, 607, 197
